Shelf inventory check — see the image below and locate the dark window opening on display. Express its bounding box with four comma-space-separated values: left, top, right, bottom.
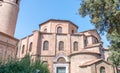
59, 41, 64, 51
73, 41, 78, 51
57, 27, 62, 33
22, 45, 25, 54
16, 0, 19, 4
43, 41, 49, 50
72, 30, 74, 34
100, 67, 106, 73
29, 42, 32, 52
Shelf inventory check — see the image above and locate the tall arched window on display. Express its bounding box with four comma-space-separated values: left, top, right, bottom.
22, 45, 25, 54
29, 42, 32, 52
84, 37, 88, 46
73, 41, 78, 51
100, 67, 106, 73
59, 41, 64, 51
57, 27, 62, 33
72, 30, 74, 34
43, 41, 49, 50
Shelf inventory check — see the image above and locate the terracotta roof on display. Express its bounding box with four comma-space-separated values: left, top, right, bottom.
79, 59, 111, 67
39, 19, 78, 28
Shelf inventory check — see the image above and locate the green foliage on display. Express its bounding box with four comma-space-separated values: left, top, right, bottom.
0, 55, 50, 73
79, 0, 120, 34
107, 32, 120, 66
79, 0, 120, 67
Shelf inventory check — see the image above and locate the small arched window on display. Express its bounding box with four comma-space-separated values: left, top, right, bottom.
16, 0, 19, 4
73, 41, 78, 51
43, 41, 49, 50
84, 37, 88, 46
93, 37, 98, 44
72, 30, 74, 34
44, 29, 47, 32
57, 27, 62, 33
59, 41, 64, 51
100, 67, 106, 73
29, 42, 32, 52
22, 45, 25, 54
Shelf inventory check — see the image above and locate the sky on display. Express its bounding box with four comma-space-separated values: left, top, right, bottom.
15, 0, 109, 47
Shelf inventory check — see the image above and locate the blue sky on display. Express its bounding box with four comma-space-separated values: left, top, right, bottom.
15, 0, 109, 47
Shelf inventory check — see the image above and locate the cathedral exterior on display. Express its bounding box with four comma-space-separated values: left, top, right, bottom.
17, 19, 115, 73
0, 0, 116, 73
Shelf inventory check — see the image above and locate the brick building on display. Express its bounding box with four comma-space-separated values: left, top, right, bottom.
17, 19, 116, 73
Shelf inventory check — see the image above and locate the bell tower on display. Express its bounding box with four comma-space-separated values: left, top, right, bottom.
0, 0, 20, 37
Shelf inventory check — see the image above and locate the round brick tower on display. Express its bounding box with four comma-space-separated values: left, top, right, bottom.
0, 0, 20, 37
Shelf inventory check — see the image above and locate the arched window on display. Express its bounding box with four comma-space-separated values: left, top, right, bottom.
93, 37, 98, 44
22, 45, 25, 54
43, 41, 49, 50
44, 29, 47, 32
72, 30, 74, 34
16, 0, 19, 4
73, 41, 78, 51
59, 41, 64, 51
84, 37, 88, 46
29, 42, 32, 52
57, 27, 62, 33
100, 67, 106, 73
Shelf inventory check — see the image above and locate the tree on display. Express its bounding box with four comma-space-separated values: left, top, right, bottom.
79, 0, 120, 68
107, 32, 120, 66
0, 55, 50, 73
79, 0, 120, 34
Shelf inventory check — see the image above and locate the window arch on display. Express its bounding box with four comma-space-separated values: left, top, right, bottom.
22, 45, 25, 54
73, 41, 78, 51
29, 42, 32, 52
57, 27, 62, 33
43, 41, 49, 50
44, 29, 47, 32
59, 41, 64, 51
57, 57, 66, 63
100, 67, 106, 73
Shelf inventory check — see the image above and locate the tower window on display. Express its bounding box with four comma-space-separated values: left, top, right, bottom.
92, 37, 98, 44
44, 29, 47, 32
59, 41, 64, 51
73, 41, 78, 51
57, 27, 62, 33
72, 30, 74, 34
84, 38, 88, 46
100, 67, 106, 73
29, 42, 32, 52
43, 41, 49, 50
16, 0, 19, 4
22, 45, 25, 54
